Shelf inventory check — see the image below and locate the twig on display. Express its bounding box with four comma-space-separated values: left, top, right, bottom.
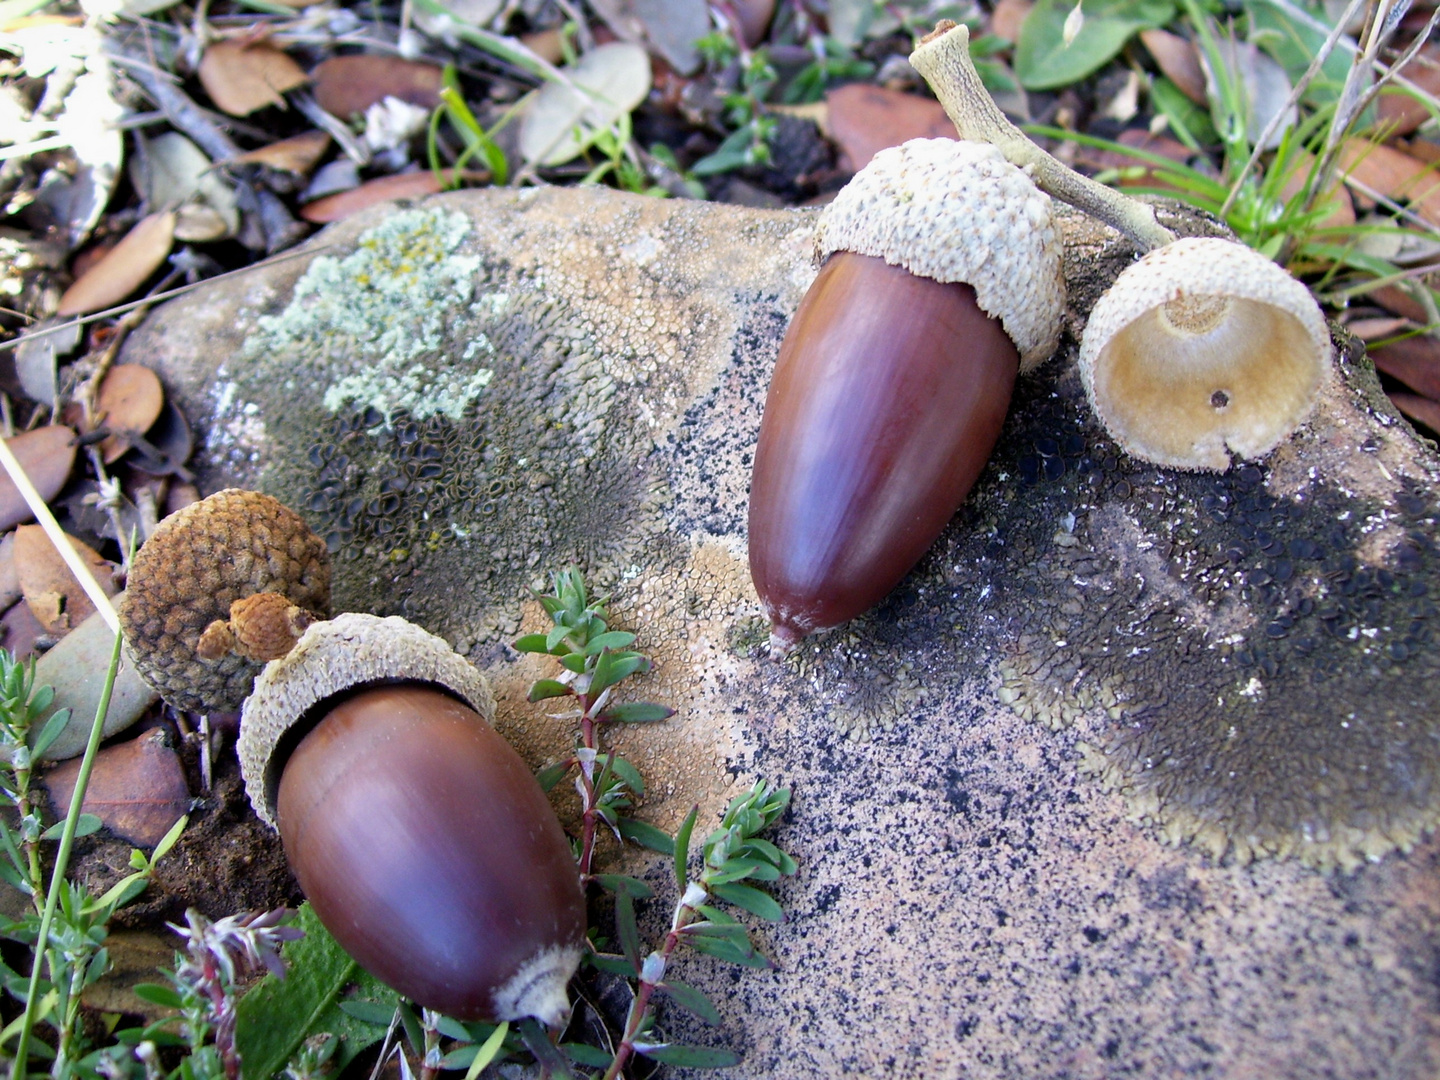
907, 22, 1177, 252
291, 91, 373, 166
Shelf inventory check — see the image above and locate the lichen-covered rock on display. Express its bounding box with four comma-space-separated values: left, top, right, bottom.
123, 187, 1440, 1079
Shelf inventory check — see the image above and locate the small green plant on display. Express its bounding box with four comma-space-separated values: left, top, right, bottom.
692, 41, 781, 177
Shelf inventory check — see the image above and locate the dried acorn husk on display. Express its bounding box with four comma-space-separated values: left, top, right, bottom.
238, 613, 585, 1026
749, 138, 1065, 648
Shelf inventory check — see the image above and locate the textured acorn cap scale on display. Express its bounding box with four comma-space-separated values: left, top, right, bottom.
815, 137, 1065, 371
238, 612, 497, 827
119, 489, 332, 714
1078, 237, 1333, 471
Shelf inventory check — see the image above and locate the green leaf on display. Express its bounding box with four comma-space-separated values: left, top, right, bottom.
1149, 76, 1217, 148
559, 653, 588, 674
705, 857, 781, 884
1015, 0, 1175, 89
659, 980, 721, 1025
535, 759, 572, 793
512, 633, 550, 653
635, 1044, 743, 1067
432, 1014, 471, 1040
516, 1018, 576, 1078
132, 983, 183, 1009
560, 1042, 613, 1067
336, 1001, 393, 1026
738, 838, 797, 875
674, 805, 698, 892
1245, 0, 1352, 108
683, 933, 771, 969
592, 873, 653, 899
234, 904, 399, 1080
615, 892, 642, 974
41, 814, 102, 840
546, 623, 576, 652
616, 818, 674, 855
710, 882, 784, 921
599, 702, 674, 724
527, 679, 572, 702
600, 754, 644, 796
28, 708, 72, 760
584, 631, 636, 655
585, 952, 636, 975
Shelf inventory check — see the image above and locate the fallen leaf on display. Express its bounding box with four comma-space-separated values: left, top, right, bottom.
224, 130, 331, 174
43, 728, 189, 848
14, 318, 81, 406
127, 397, 194, 477
825, 83, 957, 172
166, 482, 200, 517
131, 131, 239, 243
827, 0, 901, 47
199, 40, 308, 116
1344, 316, 1411, 341
96, 364, 165, 464
1372, 335, 1440, 401
299, 171, 446, 223
1371, 282, 1434, 322
14, 524, 117, 635
591, 0, 709, 75
1390, 391, 1440, 437
732, 0, 776, 46
1405, 138, 1440, 167
1377, 44, 1440, 138
1202, 29, 1295, 150
1141, 28, 1206, 105
311, 55, 443, 120
1339, 140, 1440, 227
519, 42, 652, 166
990, 0, 1034, 43
521, 28, 566, 65
56, 211, 176, 317
1, 601, 46, 659
0, 533, 19, 613
0, 426, 78, 532
1277, 150, 1355, 230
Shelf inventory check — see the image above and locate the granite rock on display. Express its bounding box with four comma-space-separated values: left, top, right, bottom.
122, 186, 1440, 1079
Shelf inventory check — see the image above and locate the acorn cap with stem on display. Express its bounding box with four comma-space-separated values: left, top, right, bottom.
237, 611, 496, 827
119, 489, 332, 714
1077, 237, 1333, 471
815, 137, 1066, 372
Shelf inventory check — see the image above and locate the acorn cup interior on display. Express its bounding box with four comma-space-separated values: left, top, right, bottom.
1091, 293, 1326, 469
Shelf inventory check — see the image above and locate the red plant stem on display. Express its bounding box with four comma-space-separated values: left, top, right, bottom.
599, 898, 703, 1080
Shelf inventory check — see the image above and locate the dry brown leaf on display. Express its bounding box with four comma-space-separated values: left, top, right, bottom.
96, 364, 165, 464
1345, 315, 1412, 341
989, 0, 1034, 44
0, 533, 18, 614
1391, 390, 1440, 437
299, 171, 450, 223
1, 601, 46, 659
1277, 150, 1355, 230
43, 728, 189, 848
825, 83, 957, 172
732, 0, 775, 46
1141, 28, 1207, 106
0, 426, 78, 532
521, 28, 566, 65
1371, 282, 1434, 322
1377, 44, 1440, 138
56, 212, 175, 317
311, 55, 443, 120
224, 130, 332, 175
1372, 335, 1440, 401
14, 524, 118, 635
1338, 139, 1440, 227
1406, 138, 1440, 167
199, 40, 309, 117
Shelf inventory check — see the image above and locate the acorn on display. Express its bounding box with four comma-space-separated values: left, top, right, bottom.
748, 138, 1065, 648
1078, 237, 1332, 471
237, 613, 585, 1025
122, 492, 585, 1026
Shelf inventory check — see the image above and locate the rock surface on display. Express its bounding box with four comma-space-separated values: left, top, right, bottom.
122, 186, 1440, 1079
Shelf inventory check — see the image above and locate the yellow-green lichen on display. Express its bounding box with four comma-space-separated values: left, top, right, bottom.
244, 207, 489, 422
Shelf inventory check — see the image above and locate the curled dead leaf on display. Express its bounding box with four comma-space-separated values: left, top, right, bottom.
14, 524, 117, 635
1141, 28, 1207, 106
0, 426, 78, 532
96, 364, 165, 464
57, 211, 176, 317
224, 130, 331, 175
300, 171, 474, 223
311, 55, 443, 120
199, 40, 308, 116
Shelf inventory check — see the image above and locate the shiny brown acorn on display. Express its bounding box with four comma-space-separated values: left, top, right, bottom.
238, 613, 586, 1026
749, 139, 1066, 649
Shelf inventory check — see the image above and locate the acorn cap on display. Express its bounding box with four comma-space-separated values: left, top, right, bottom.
238, 612, 497, 827
815, 137, 1065, 371
119, 490, 331, 714
1078, 237, 1332, 471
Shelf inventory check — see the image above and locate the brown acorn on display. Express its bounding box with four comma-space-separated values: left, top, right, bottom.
749, 138, 1065, 648
237, 613, 587, 1026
